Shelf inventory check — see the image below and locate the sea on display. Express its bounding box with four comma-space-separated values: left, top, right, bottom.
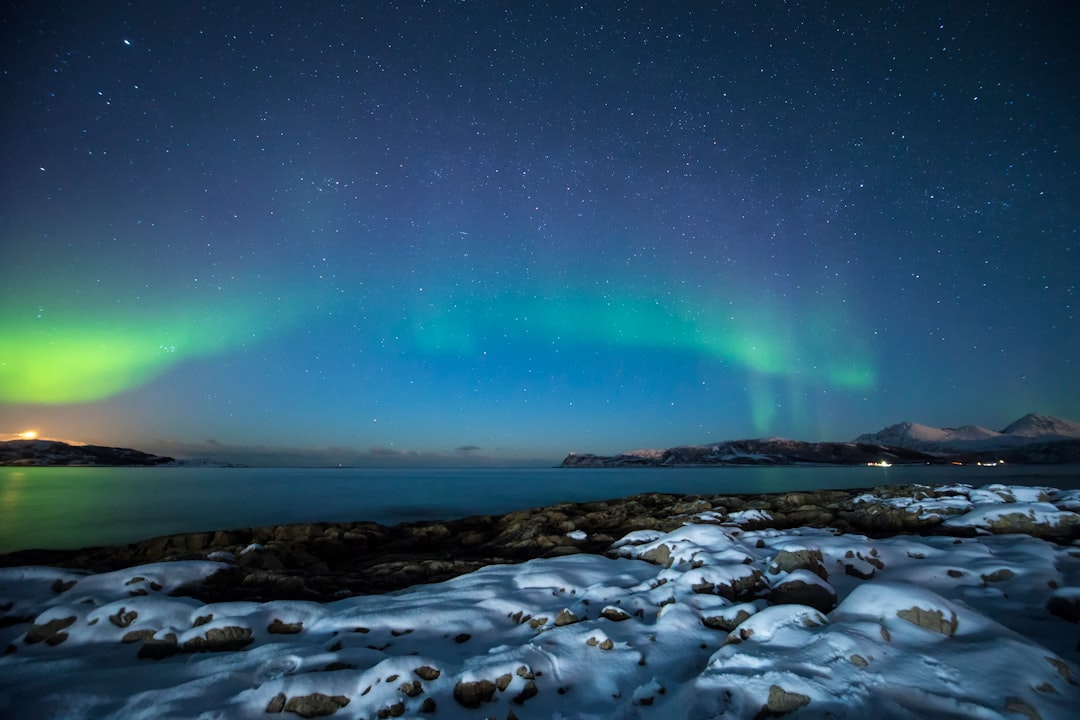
1, 464, 1078, 555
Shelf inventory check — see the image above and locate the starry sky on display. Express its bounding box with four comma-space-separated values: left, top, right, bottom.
2, 2, 1078, 466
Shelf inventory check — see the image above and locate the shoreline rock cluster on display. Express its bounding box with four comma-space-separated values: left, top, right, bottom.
2, 483, 1077, 605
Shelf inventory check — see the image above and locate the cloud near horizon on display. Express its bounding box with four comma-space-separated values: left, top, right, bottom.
149, 439, 554, 468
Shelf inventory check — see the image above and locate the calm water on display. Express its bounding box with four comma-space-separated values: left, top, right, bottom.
1, 464, 1078, 554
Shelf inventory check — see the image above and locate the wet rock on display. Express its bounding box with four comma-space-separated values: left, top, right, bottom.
554, 608, 580, 626
414, 665, 441, 680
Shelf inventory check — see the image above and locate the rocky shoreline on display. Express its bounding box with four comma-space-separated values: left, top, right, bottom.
3, 483, 1077, 605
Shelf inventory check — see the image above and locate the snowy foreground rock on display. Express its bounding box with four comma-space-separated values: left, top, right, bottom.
2, 484, 1080, 719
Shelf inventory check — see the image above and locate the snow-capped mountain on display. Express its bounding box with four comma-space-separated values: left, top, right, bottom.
564, 413, 1080, 467
1001, 413, 1080, 438
853, 413, 1080, 454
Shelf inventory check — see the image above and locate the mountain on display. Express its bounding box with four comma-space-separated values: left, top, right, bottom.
0, 440, 177, 467
562, 438, 939, 468
854, 413, 1080, 454
1001, 413, 1080, 438
562, 413, 1080, 467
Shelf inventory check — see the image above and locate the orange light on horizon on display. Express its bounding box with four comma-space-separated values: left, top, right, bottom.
18, 430, 38, 440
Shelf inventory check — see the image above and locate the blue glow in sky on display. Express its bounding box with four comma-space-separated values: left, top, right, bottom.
2, 2, 1077, 465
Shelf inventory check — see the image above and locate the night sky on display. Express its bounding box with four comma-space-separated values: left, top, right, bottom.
2, 2, 1078, 466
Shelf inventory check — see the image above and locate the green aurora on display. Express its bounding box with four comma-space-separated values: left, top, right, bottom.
0, 302, 272, 404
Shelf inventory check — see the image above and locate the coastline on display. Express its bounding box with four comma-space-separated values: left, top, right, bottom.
3, 482, 1078, 603
2, 480, 1079, 719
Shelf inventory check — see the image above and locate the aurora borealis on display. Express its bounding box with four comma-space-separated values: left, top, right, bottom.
1, 2, 1077, 465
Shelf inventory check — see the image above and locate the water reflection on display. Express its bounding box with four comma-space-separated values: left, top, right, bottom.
0, 464, 1076, 554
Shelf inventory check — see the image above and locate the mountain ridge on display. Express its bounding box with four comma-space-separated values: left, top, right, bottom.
0, 439, 177, 467
853, 412, 1080, 454
562, 413, 1080, 467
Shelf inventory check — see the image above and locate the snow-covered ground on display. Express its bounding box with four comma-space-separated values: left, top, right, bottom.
2, 484, 1079, 719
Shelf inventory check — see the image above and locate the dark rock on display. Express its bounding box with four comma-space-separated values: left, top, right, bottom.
25, 616, 76, 645
183, 625, 254, 652
513, 680, 538, 704
137, 632, 178, 660
268, 618, 303, 634
283, 693, 350, 717
980, 568, 1016, 583
767, 549, 828, 581
0, 614, 34, 629
757, 684, 811, 717
51, 579, 77, 593
979, 510, 1080, 539
896, 606, 958, 636
769, 574, 838, 614
398, 680, 423, 697
714, 568, 766, 602
109, 608, 137, 628
600, 606, 631, 622
376, 701, 405, 718
1047, 593, 1080, 623
454, 679, 497, 708
267, 692, 287, 713
702, 608, 754, 632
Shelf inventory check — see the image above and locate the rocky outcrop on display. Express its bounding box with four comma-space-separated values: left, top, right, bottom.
265, 692, 350, 717
0, 439, 176, 466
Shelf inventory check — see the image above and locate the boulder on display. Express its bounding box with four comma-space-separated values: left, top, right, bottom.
767, 548, 828, 581
896, 606, 958, 636
283, 693, 350, 717
769, 571, 838, 613
761, 685, 811, 716
453, 679, 497, 708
